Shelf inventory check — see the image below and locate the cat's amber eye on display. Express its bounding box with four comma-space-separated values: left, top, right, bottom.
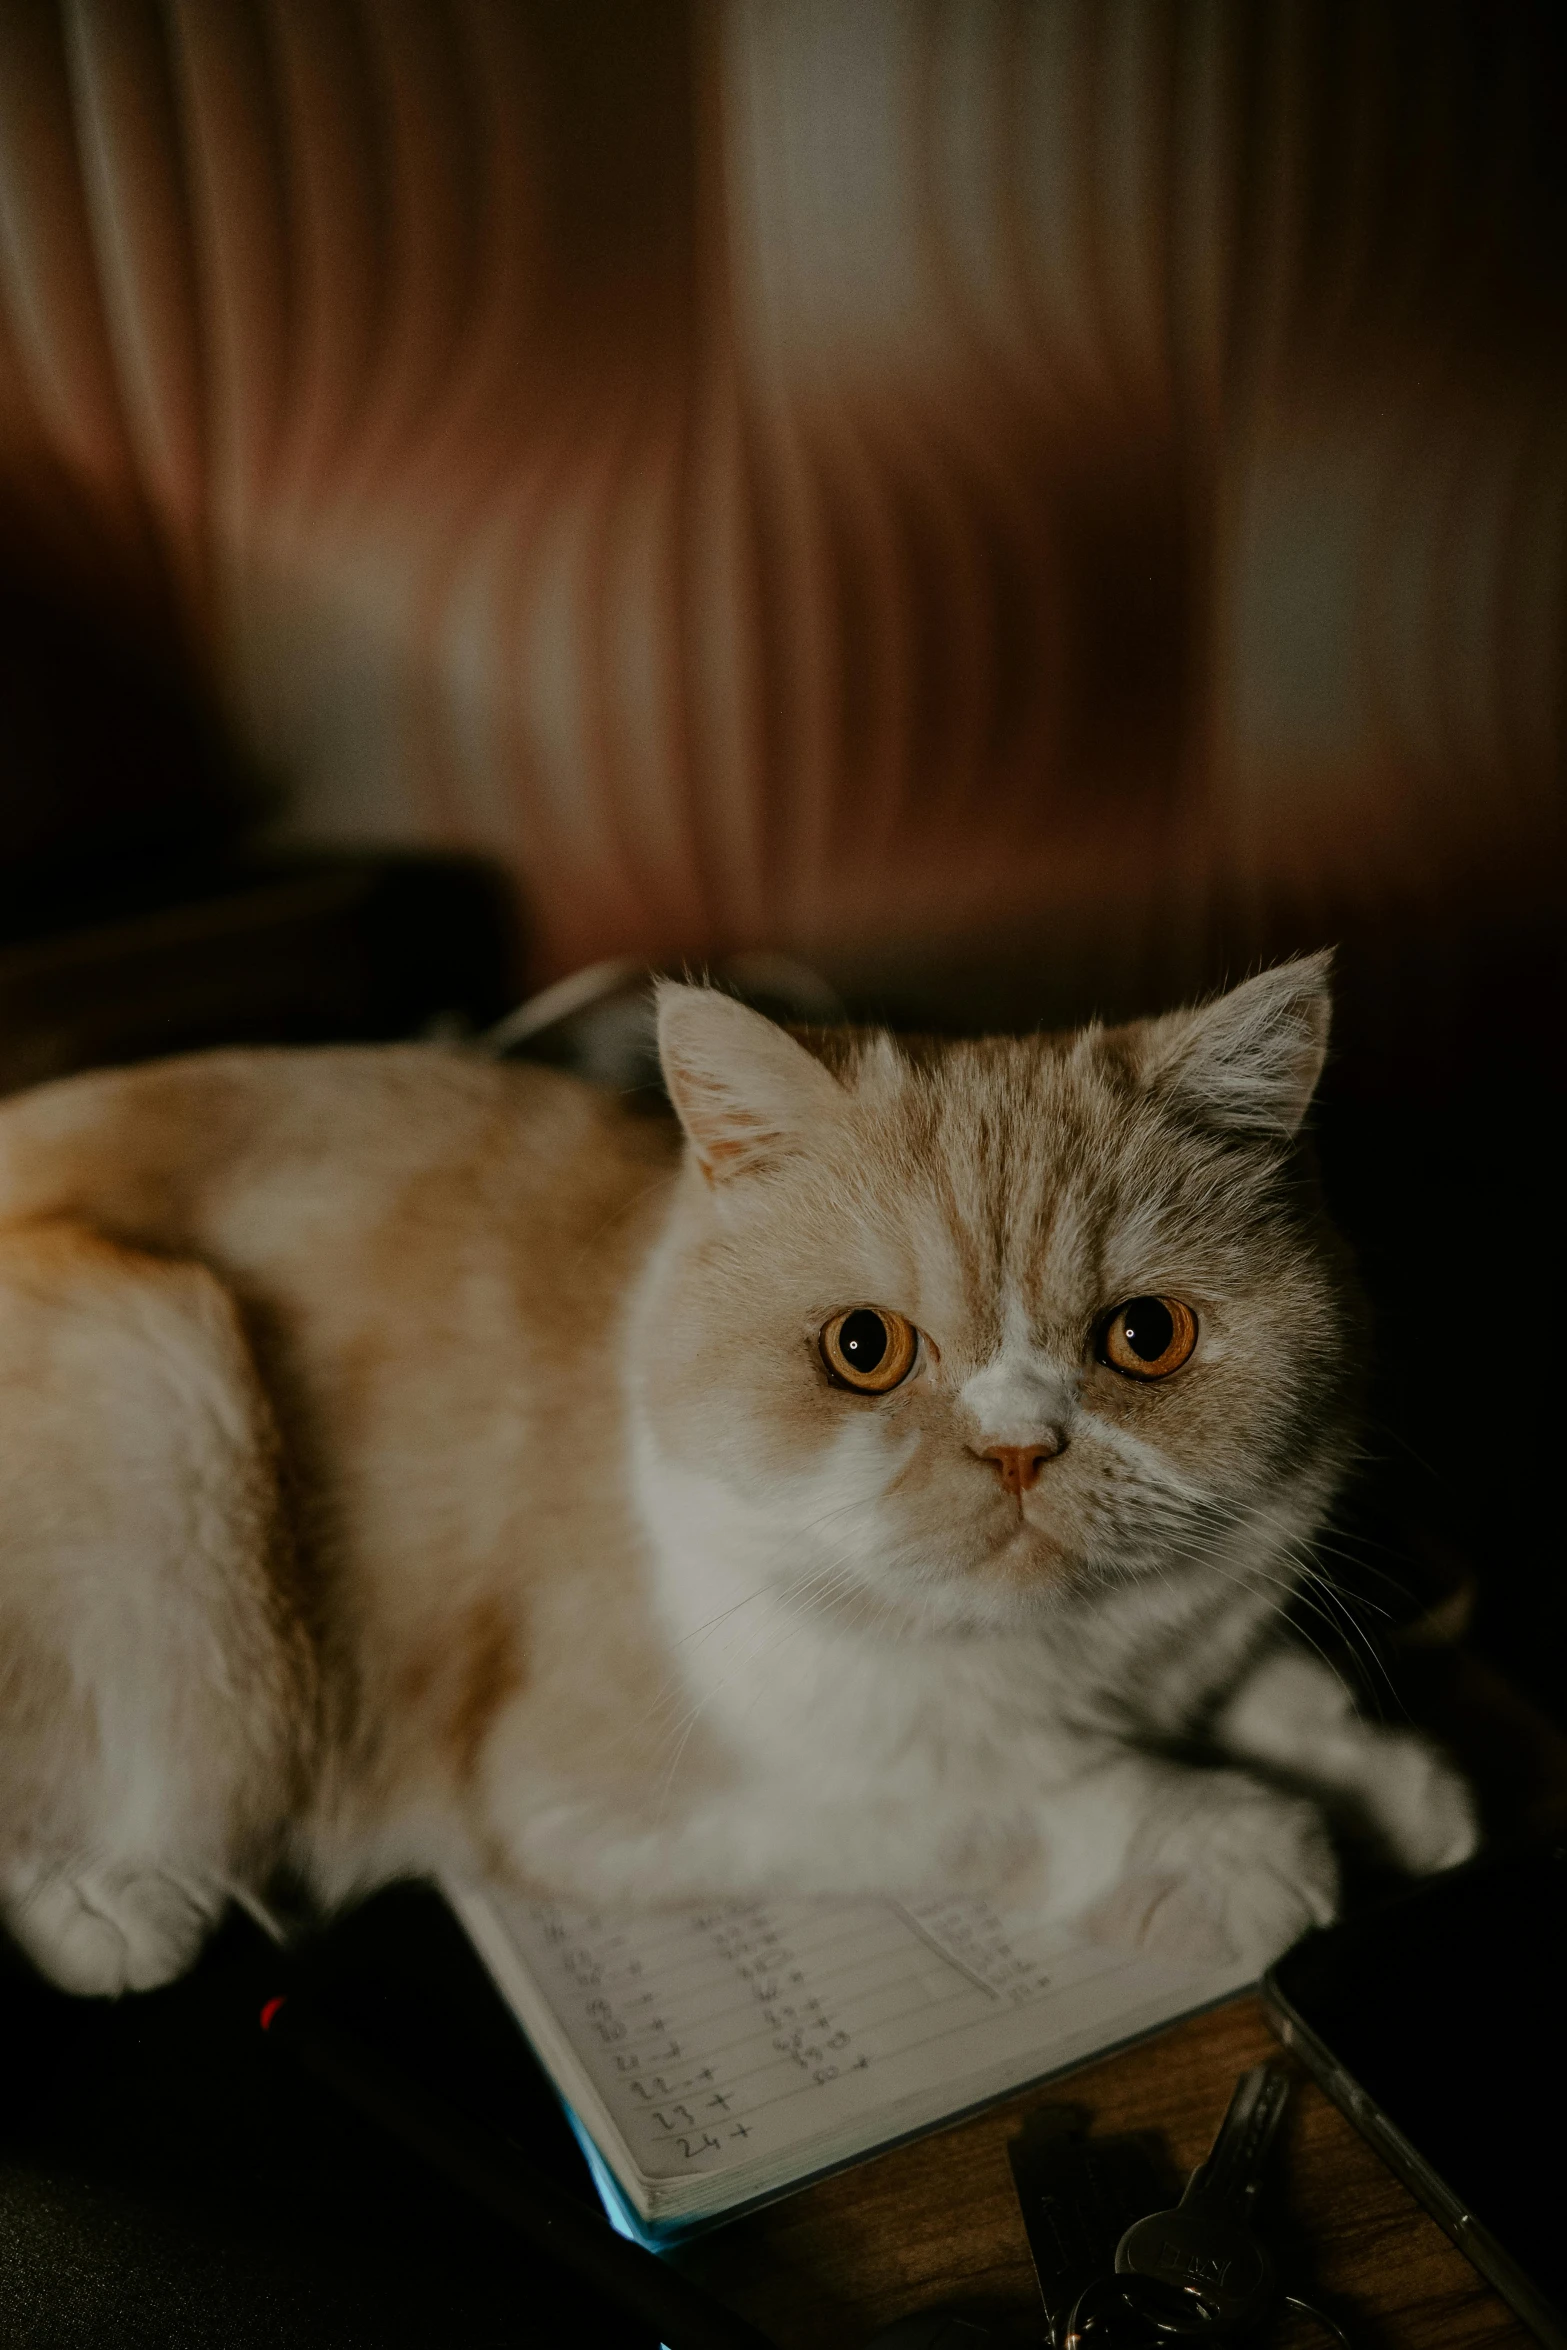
820, 1308, 919, 1394
1100, 1296, 1198, 1380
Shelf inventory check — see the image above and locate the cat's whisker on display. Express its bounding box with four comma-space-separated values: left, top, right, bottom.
657, 1488, 902, 1667
1235, 1495, 1407, 1699
1174, 1546, 1360, 1713
1154, 1496, 1404, 1728
648, 1536, 905, 1813
1284, 1555, 1407, 1724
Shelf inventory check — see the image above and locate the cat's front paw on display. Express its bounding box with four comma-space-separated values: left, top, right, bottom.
1081, 1774, 1337, 1973
1354, 1732, 1479, 1876
4, 1863, 218, 1995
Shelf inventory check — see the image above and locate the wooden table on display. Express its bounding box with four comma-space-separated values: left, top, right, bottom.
680, 1654, 1567, 2349
680, 1992, 1527, 2349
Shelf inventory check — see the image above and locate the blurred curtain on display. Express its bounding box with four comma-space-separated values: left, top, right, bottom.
0, 0, 1562, 988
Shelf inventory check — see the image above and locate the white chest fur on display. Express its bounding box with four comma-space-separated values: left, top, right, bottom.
628, 1411, 1096, 1804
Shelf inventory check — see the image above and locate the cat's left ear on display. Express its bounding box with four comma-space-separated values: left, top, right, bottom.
1136, 953, 1332, 1139
656, 983, 846, 1181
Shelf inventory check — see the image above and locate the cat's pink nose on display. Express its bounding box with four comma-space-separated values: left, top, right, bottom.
977, 1439, 1063, 1496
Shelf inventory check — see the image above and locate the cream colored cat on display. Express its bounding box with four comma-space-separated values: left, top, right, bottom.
0, 956, 1475, 1997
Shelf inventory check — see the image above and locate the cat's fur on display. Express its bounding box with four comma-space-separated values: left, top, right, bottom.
0, 956, 1474, 1995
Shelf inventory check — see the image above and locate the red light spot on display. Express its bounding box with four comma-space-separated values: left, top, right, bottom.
259, 1995, 287, 2031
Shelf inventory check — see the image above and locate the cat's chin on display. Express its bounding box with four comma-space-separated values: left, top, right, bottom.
881, 1526, 1088, 1634
906, 1576, 1078, 1638
969, 1516, 1080, 1590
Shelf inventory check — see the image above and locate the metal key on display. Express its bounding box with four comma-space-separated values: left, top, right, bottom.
1007, 2107, 1171, 2348
1113, 2065, 1291, 2334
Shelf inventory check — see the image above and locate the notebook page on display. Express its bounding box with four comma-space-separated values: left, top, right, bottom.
462, 1887, 1248, 2212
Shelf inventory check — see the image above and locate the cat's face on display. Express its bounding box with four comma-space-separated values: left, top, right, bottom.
637, 960, 1359, 1632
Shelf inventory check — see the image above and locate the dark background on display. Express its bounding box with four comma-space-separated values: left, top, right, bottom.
0, 1886, 656, 2347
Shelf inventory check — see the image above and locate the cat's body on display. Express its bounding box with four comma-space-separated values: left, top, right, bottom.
0, 961, 1475, 1997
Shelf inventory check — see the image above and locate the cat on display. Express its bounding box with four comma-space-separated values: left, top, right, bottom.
0, 952, 1475, 1997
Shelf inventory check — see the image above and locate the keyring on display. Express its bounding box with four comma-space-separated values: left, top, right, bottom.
1280, 2296, 1353, 2348
1062, 2272, 1222, 2348
1061, 2275, 1354, 2350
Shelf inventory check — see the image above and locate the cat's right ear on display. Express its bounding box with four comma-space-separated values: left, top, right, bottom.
1134, 952, 1333, 1139
656, 983, 845, 1182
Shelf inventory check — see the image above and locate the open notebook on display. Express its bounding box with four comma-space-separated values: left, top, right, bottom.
448, 1883, 1251, 2244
